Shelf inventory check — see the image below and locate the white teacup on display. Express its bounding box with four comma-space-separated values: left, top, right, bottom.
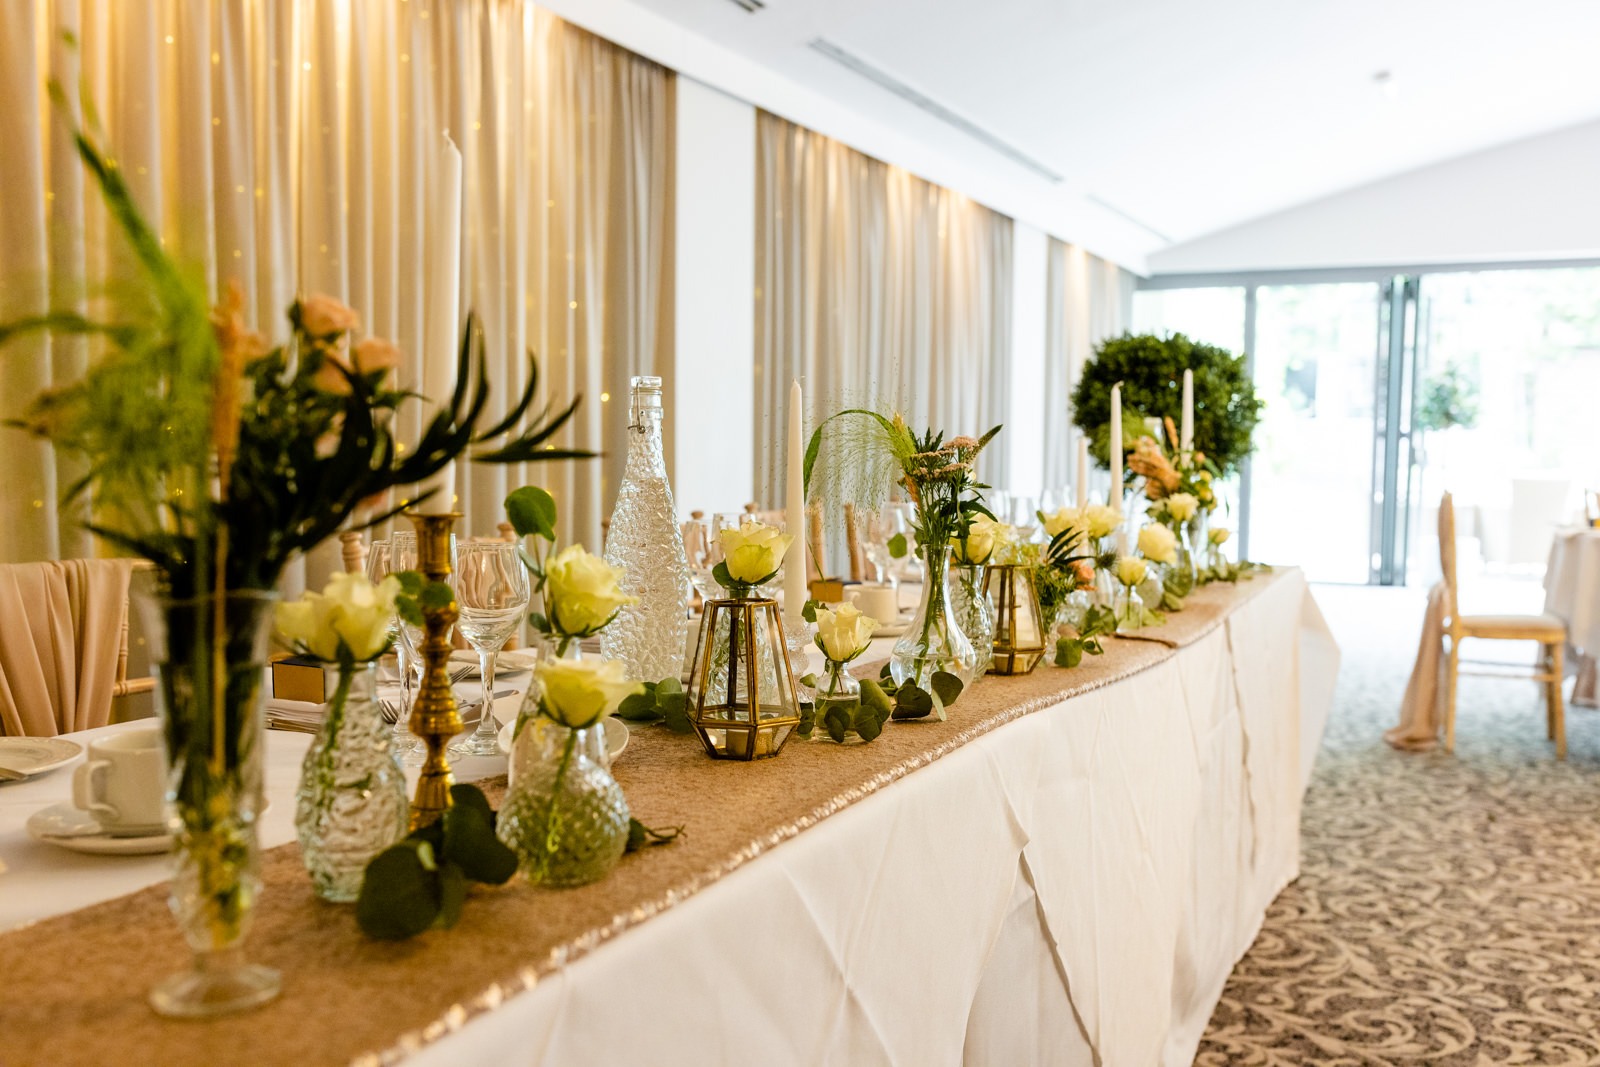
847, 583, 901, 625
71, 728, 166, 835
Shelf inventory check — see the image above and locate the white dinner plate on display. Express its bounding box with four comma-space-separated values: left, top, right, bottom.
448, 648, 539, 677
25, 803, 173, 856
0, 736, 83, 781
497, 715, 629, 762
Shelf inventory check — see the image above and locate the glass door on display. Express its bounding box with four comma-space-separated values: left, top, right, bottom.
1248, 284, 1384, 583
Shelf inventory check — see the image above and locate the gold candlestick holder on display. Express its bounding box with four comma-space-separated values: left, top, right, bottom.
407, 511, 464, 829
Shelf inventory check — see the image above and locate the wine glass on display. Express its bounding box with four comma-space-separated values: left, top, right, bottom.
449, 542, 531, 758
684, 517, 723, 606
366, 536, 423, 763
388, 530, 439, 766
859, 510, 896, 586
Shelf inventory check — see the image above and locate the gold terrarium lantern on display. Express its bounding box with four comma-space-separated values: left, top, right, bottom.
687, 596, 801, 759
981, 564, 1047, 675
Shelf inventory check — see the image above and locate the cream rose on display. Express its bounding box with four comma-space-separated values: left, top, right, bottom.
952, 516, 1001, 565
814, 603, 878, 662
1039, 507, 1085, 540
1165, 493, 1199, 523
536, 658, 642, 730
275, 571, 400, 663
1113, 556, 1148, 587
1209, 526, 1231, 546
1083, 504, 1121, 540
720, 520, 793, 585
1137, 523, 1178, 564
300, 293, 360, 338
544, 544, 636, 637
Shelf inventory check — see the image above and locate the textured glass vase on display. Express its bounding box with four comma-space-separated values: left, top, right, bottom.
294, 664, 408, 902
135, 590, 281, 1018
890, 544, 977, 691
951, 564, 994, 676
497, 718, 629, 888
602, 376, 691, 683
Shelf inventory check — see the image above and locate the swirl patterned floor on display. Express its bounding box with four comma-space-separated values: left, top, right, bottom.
1198, 584, 1600, 1066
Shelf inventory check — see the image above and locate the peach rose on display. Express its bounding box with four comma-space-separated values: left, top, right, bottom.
301, 294, 360, 338
352, 336, 401, 378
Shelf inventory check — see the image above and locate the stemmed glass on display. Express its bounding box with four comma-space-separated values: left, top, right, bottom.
684, 517, 723, 607
388, 530, 445, 767
449, 542, 531, 757
366, 538, 422, 763
859, 510, 896, 586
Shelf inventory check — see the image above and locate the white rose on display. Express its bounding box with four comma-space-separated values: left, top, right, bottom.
1137, 523, 1178, 564
1039, 507, 1085, 540
1166, 493, 1199, 522
1083, 504, 1121, 540
1209, 526, 1231, 546
720, 520, 793, 585
274, 572, 400, 663
814, 603, 877, 662
545, 544, 636, 637
952, 516, 1000, 565
536, 658, 643, 730
1113, 556, 1148, 587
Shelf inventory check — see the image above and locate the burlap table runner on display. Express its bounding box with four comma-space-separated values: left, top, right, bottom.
0, 572, 1285, 1066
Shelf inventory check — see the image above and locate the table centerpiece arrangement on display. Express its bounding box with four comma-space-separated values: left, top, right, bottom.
0, 98, 591, 1017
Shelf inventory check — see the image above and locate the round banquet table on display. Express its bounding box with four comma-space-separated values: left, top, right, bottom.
1543, 526, 1600, 705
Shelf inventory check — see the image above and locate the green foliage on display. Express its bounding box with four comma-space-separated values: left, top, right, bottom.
625, 818, 684, 853
356, 785, 516, 941
615, 678, 693, 733
1415, 364, 1479, 432
1054, 605, 1116, 668
873, 664, 964, 722
887, 532, 908, 559
1070, 333, 1263, 477
505, 486, 558, 541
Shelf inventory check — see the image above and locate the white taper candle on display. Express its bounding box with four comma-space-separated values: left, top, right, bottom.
783, 379, 806, 625
1180, 368, 1194, 455
419, 131, 462, 509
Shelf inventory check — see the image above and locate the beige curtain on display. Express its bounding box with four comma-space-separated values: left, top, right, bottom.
1042, 237, 1136, 491
0, 1, 670, 586
754, 111, 1013, 507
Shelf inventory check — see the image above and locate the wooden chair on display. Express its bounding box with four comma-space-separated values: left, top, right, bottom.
1440, 491, 1568, 757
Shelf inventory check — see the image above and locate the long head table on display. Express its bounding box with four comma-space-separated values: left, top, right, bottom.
0, 568, 1335, 1066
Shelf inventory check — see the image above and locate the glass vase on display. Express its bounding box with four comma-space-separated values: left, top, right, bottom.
890, 544, 977, 692
811, 659, 864, 743
135, 590, 281, 1018
602, 375, 692, 683
294, 663, 408, 903
496, 718, 629, 888
951, 564, 995, 675
686, 597, 800, 759
1113, 584, 1146, 633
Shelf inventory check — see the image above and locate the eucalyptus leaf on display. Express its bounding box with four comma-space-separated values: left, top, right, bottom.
443, 801, 518, 885
711, 560, 733, 591
930, 671, 964, 707
799, 672, 819, 689
824, 705, 851, 743
625, 817, 685, 853
357, 843, 440, 941
797, 703, 816, 737
450, 783, 495, 825
420, 580, 455, 610
660, 692, 694, 734
435, 862, 468, 930
656, 677, 682, 697
801, 598, 821, 624
617, 690, 663, 722
888, 532, 907, 559
1055, 638, 1084, 669
853, 703, 885, 742
859, 679, 894, 721
394, 571, 425, 597
892, 683, 933, 719
505, 486, 558, 540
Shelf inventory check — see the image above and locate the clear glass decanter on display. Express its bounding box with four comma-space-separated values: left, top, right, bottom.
602, 376, 692, 683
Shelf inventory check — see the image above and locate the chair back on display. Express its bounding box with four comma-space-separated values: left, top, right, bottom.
1438, 492, 1458, 633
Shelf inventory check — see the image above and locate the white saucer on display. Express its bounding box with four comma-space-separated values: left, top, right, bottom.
0, 736, 83, 781
497, 715, 629, 762
871, 615, 914, 639
25, 803, 172, 856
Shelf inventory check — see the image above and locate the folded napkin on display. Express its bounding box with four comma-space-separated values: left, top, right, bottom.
1386, 581, 1447, 751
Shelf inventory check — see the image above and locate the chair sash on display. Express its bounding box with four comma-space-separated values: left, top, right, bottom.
0, 559, 136, 737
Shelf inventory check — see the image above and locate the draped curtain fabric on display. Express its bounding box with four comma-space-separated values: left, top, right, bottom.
1042, 236, 1136, 492
754, 111, 1013, 510
0, 0, 670, 586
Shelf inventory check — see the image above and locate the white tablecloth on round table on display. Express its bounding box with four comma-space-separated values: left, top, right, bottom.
1, 574, 1338, 1067
1544, 526, 1600, 703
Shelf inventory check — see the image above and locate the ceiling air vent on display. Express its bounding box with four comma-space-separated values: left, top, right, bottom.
807, 37, 1062, 184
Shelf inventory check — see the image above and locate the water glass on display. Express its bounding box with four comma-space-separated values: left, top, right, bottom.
449, 542, 531, 757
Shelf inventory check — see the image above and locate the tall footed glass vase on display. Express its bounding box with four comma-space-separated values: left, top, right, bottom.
890, 545, 977, 691
136, 590, 281, 1018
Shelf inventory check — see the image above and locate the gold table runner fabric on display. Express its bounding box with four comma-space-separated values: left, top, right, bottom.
0, 572, 1285, 1067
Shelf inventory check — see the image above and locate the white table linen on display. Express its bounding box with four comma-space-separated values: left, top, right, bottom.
1543, 527, 1600, 704
403, 571, 1333, 1067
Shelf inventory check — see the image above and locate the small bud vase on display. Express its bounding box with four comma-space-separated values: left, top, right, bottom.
294, 663, 409, 902
497, 716, 629, 888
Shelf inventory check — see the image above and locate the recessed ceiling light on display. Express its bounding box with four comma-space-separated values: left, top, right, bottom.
1373, 70, 1398, 101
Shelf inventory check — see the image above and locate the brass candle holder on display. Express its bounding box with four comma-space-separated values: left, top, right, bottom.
407, 511, 464, 829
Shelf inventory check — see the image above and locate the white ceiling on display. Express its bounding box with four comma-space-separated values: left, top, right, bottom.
630, 0, 1600, 254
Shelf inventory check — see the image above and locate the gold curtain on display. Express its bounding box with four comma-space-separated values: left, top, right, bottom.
1042, 237, 1136, 493
0, 0, 670, 587
753, 110, 1013, 508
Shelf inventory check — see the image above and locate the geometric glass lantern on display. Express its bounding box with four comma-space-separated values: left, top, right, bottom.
980, 564, 1046, 675
686, 596, 801, 759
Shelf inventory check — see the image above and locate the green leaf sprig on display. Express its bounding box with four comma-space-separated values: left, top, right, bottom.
865, 663, 965, 723
1054, 605, 1117, 668
615, 677, 694, 733
356, 785, 517, 941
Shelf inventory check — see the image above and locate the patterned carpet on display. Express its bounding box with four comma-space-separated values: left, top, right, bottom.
1197, 584, 1600, 1066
